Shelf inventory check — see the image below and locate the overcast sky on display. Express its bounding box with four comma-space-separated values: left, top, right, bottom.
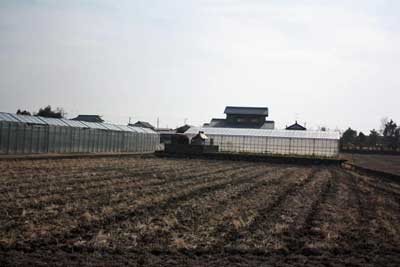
0, 0, 399, 132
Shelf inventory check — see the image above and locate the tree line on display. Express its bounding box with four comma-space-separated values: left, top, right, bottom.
16, 105, 66, 119
341, 119, 400, 151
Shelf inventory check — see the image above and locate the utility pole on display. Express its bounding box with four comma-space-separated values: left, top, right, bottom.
157, 117, 159, 129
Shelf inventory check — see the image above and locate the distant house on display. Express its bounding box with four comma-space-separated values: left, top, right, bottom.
156, 128, 175, 133
156, 128, 176, 144
204, 106, 275, 129
129, 121, 155, 130
286, 121, 306, 131
176, 124, 192, 133
71, 115, 104, 123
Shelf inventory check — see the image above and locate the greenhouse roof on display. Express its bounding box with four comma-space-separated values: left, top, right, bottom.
61, 119, 88, 128
116, 125, 135, 132
11, 114, 47, 125
38, 117, 69, 127
141, 127, 158, 134
127, 126, 157, 134
0, 112, 20, 123
102, 123, 124, 131
131, 126, 147, 133
79, 121, 108, 130
186, 127, 340, 140
0, 112, 157, 133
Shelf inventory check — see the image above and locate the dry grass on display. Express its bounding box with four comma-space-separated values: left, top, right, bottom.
0, 157, 399, 266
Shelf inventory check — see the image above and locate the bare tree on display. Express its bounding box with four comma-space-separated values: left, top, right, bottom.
380, 117, 389, 135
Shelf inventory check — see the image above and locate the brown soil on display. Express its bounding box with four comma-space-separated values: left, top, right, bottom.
1, 157, 399, 266
342, 153, 400, 176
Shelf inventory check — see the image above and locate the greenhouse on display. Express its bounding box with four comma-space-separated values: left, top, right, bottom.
0, 112, 159, 155
185, 127, 340, 157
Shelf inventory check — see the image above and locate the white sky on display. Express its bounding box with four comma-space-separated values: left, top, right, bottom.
0, 0, 399, 132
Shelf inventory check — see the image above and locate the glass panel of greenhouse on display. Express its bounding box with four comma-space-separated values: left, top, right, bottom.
0, 112, 160, 155
11, 114, 47, 125
60, 119, 88, 128
0, 112, 20, 123
128, 126, 147, 133
102, 123, 123, 131
115, 125, 133, 132
37, 117, 69, 127
185, 127, 340, 157
79, 121, 108, 130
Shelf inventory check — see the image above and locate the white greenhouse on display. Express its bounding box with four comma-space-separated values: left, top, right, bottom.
0, 112, 160, 155
185, 127, 340, 158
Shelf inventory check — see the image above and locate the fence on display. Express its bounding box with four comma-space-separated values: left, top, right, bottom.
0, 113, 160, 155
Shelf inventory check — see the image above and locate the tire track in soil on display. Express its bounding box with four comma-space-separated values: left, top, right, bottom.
1, 163, 275, 251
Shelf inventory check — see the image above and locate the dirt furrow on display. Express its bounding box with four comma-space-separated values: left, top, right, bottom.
0, 165, 256, 236
0, 158, 224, 189
0, 165, 268, 249
93, 167, 298, 250
348, 171, 400, 246
221, 168, 329, 252
0, 162, 239, 206
0, 160, 215, 194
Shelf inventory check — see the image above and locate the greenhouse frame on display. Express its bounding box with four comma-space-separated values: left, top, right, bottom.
0, 112, 160, 155
185, 127, 340, 157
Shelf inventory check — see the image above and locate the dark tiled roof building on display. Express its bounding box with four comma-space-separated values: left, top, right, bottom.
286, 121, 306, 131
176, 124, 192, 133
204, 106, 275, 129
129, 121, 155, 130
71, 115, 104, 123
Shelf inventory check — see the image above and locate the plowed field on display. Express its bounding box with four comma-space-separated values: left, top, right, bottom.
1, 157, 399, 266
342, 153, 400, 176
